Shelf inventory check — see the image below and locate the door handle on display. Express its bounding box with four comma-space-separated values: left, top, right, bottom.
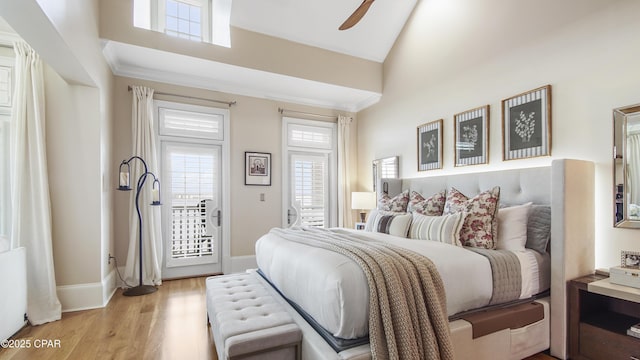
211, 210, 221, 227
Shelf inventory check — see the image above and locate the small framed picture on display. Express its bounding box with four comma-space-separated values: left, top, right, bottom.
455, 105, 489, 167
245, 152, 271, 186
502, 85, 552, 161
621, 250, 640, 269
417, 119, 443, 171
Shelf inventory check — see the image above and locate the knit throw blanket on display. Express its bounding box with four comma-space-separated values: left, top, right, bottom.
269, 227, 454, 360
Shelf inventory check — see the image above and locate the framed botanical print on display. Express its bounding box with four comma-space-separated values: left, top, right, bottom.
245, 151, 271, 186
417, 119, 443, 171
502, 85, 552, 160
454, 105, 489, 167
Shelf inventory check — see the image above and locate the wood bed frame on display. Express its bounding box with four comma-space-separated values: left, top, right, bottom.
256, 159, 595, 360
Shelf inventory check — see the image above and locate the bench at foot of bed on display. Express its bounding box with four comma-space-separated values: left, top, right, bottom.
206, 273, 302, 360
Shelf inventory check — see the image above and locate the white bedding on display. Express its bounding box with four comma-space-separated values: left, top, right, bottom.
256, 228, 549, 340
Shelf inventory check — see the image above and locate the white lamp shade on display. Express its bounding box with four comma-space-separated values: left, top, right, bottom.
351, 192, 376, 210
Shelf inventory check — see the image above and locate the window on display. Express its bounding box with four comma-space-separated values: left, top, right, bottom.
283, 118, 337, 228
0, 57, 12, 239
161, 0, 207, 42
134, 0, 231, 47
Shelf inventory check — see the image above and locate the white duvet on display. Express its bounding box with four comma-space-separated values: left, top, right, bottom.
255, 228, 547, 340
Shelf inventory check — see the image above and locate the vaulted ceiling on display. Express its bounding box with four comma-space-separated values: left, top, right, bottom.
230, 0, 417, 63
102, 0, 418, 112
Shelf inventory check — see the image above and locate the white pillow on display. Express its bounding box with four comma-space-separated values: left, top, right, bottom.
408, 212, 464, 246
365, 209, 412, 238
496, 202, 532, 251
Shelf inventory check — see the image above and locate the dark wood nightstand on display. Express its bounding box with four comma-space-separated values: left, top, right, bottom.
568, 274, 640, 359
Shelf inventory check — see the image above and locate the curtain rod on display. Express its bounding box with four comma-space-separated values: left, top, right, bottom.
278, 107, 350, 121
128, 86, 236, 107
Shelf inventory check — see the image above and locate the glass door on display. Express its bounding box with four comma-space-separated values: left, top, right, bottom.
286, 152, 329, 228
161, 142, 222, 278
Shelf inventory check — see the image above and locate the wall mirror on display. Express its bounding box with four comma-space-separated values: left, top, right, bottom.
372, 156, 399, 192
613, 103, 640, 228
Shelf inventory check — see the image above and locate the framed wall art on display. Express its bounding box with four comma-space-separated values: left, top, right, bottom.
417, 119, 443, 171
454, 105, 489, 167
621, 250, 640, 269
502, 85, 552, 161
245, 151, 271, 186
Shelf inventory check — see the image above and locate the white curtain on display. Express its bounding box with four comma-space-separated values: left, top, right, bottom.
124, 86, 163, 286
337, 114, 353, 228
10, 41, 61, 325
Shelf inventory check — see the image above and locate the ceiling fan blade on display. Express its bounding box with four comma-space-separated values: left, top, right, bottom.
339, 0, 375, 31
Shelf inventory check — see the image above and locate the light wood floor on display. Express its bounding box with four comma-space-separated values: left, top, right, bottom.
0, 276, 555, 360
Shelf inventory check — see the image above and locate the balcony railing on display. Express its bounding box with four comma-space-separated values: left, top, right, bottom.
171, 205, 213, 259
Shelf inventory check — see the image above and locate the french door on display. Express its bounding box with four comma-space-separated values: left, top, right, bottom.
282, 117, 337, 228
286, 152, 330, 228
161, 142, 222, 278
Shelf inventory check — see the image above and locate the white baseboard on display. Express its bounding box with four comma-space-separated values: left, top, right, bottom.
58, 256, 257, 312
57, 269, 117, 313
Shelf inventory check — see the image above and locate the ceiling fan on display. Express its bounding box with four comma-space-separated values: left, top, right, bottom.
339, 0, 375, 30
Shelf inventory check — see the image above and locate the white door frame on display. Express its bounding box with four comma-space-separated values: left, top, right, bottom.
155, 100, 230, 277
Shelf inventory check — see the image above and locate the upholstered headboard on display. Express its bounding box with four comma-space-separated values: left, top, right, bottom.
380, 166, 551, 206
379, 159, 594, 360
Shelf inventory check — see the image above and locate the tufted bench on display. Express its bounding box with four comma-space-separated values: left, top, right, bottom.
206, 272, 302, 360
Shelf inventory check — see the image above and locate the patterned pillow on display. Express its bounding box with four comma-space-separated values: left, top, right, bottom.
409, 212, 464, 246
364, 209, 411, 238
378, 190, 410, 212
407, 190, 446, 216
443, 186, 500, 249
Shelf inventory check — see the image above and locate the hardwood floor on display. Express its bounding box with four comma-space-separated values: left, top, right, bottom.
0, 276, 555, 360
0, 277, 217, 360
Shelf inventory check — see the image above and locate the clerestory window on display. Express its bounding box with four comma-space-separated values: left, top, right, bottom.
134, 0, 231, 47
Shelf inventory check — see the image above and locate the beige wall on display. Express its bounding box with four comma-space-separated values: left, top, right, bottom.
357, 0, 640, 269
99, 0, 382, 94
112, 76, 353, 263
1, 0, 115, 305
45, 66, 103, 286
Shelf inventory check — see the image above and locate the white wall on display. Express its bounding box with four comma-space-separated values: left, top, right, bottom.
357, 0, 640, 269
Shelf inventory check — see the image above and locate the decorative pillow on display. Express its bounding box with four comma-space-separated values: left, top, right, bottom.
365, 209, 411, 238
409, 212, 464, 246
407, 190, 446, 216
443, 186, 500, 249
364, 208, 380, 231
526, 205, 551, 253
378, 190, 410, 212
496, 202, 532, 251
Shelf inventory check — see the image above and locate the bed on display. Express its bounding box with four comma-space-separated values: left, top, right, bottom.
254, 159, 595, 360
